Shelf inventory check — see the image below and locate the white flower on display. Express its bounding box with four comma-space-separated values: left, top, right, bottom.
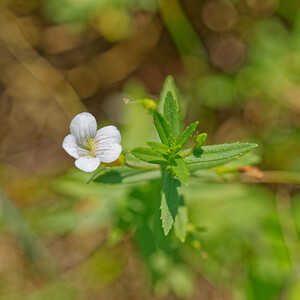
62, 112, 122, 172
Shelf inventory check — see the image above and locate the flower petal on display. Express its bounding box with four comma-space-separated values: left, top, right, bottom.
96, 143, 122, 163
70, 112, 97, 145
75, 157, 100, 172
95, 125, 121, 145
62, 134, 79, 158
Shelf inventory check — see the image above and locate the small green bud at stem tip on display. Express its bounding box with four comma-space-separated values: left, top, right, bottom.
194, 132, 207, 147
141, 98, 158, 112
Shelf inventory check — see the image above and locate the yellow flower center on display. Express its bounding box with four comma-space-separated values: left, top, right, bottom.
85, 138, 97, 157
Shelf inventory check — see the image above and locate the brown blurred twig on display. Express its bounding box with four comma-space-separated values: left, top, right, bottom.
240, 168, 300, 185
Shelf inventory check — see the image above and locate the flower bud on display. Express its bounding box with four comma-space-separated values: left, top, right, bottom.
140, 98, 158, 113
194, 132, 207, 147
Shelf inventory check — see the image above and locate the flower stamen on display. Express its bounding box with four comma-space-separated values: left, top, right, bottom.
85, 138, 97, 157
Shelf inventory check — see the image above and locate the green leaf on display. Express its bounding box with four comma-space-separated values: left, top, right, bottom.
130, 147, 168, 165
174, 196, 188, 243
147, 141, 169, 155
169, 155, 189, 184
182, 142, 258, 170
93, 167, 161, 184
160, 171, 180, 235
164, 91, 180, 137
153, 110, 174, 146
159, 75, 181, 113
175, 121, 198, 150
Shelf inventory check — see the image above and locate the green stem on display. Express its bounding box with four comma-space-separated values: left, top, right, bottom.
275, 188, 300, 267
181, 146, 196, 159
87, 167, 107, 184
125, 162, 160, 171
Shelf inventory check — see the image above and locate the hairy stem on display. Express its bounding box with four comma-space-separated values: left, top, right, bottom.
125, 162, 160, 171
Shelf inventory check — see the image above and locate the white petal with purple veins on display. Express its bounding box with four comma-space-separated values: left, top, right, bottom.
96, 143, 122, 163
70, 112, 97, 146
75, 157, 100, 172
95, 125, 121, 145
62, 134, 79, 159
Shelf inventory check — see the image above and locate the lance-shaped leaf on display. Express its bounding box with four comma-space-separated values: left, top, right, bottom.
169, 155, 189, 184
164, 91, 180, 137
159, 75, 181, 113
153, 110, 174, 146
174, 196, 188, 242
175, 121, 198, 150
130, 147, 168, 165
160, 171, 180, 235
182, 142, 258, 170
147, 141, 169, 155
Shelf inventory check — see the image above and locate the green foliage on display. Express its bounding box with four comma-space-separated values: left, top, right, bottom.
97, 77, 257, 238
160, 171, 180, 235
184, 142, 258, 167
175, 122, 199, 150
130, 147, 168, 165
93, 167, 161, 184
147, 141, 169, 155
159, 75, 181, 114
153, 110, 174, 146
169, 155, 189, 185
174, 197, 188, 242
164, 91, 181, 137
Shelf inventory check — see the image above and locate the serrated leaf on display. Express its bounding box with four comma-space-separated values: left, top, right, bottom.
175, 121, 198, 150
182, 142, 258, 171
147, 141, 169, 155
160, 171, 180, 235
169, 155, 189, 184
159, 75, 181, 113
130, 147, 168, 165
93, 167, 161, 184
153, 110, 174, 146
164, 91, 180, 137
174, 197, 188, 242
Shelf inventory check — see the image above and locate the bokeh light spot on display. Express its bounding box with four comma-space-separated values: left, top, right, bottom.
202, 0, 237, 32
197, 74, 235, 108
91, 7, 132, 42
209, 35, 246, 73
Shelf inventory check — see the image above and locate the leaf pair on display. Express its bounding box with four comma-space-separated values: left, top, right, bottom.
131, 90, 198, 181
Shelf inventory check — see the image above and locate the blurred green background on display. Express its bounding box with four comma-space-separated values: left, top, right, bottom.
0, 0, 299, 299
